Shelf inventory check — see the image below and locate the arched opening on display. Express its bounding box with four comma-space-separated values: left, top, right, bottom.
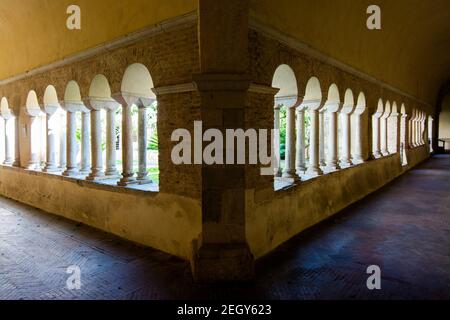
120, 63, 158, 188
400, 104, 408, 165
271, 64, 298, 187
43, 85, 63, 172
0, 97, 14, 165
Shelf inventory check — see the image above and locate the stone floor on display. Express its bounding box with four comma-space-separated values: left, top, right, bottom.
0, 155, 449, 300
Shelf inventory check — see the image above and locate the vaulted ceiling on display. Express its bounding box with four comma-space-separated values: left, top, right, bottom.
0, 0, 449, 107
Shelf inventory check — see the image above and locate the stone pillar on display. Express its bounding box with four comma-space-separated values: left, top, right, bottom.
87, 109, 104, 180
306, 108, 323, 176
295, 107, 306, 176
319, 111, 326, 167
43, 109, 59, 172
372, 113, 382, 158
282, 105, 296, 180
137, 105, 151, 183
340, 112, 352, 167
380, 113, 389, 156
3, 117, 13, 165
105, 107, 119, 176
273, 105, 282, 177
28, 116, 40, 170
59, 113, 67, 169
326, 110, 339, 171
12, 116, 20, 167
80, 111, 91, 174
192, 0, 254, 282
353, 112, 365, 164
62, 111, 79, 176
118, 100, 135, 186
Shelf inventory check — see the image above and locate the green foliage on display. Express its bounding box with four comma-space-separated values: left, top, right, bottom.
148, 131, 158, 150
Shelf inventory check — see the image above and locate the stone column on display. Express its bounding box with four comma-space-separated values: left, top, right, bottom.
118, 101, 135, 186
137, 105, 151, 183
62, 111, 79, 176
43, 110, 58, 172
59, 113, 67, 169
282, 105, 296, 180
87, 109, 104, 180
12, 116, 20, 167
319, 111, 326, 167
105, 107, 119, 176
353, 112, 364, 164
380, 114, 389, 156
306, 108, 323, 176
372, 114, 382, 158
273, 105, 282, 177
295, 107, 306, 176
3, 117, 13, 165
340, 112, 352, 167
80, 111, 91, 174
326, 110, 339, 171
28, 116, 40, 170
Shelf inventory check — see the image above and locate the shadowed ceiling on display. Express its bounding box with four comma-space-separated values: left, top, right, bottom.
0, 0, 449, 107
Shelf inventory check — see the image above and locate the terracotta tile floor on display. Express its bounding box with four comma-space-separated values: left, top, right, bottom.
0, 155, 449, 299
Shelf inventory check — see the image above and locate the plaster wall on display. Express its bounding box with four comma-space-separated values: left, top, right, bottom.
0, 166, 201, 260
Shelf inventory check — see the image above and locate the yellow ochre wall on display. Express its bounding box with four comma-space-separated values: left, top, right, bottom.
0, 0, 197, 80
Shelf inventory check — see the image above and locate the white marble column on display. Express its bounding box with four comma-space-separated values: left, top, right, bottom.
59, 113, 67, 169
28, 116, 40, 170
319, 111, 326, 167
352, 113, 364, 164
326, 111, 339, 171
13, 116, 20, 167
137, 106, 151, 183
340, 113, 352, 167
105, 107, 119, 176
372, 114, 382, 158
43, 112, 58, 172
273, 106, 282, 177
380, 114, 389, 156
62, 111, 79, 176
3, 118, 13, 165
87, 109, 104, 180
118, 101, 135, 186
80, 111, 91, 174
306, 109, 323, 177
282, 105, 296, 180
295, 107, 306, 176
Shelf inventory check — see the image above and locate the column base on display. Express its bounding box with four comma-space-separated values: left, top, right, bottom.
352, 158, 365, 165
339, 160, 353, 169
62, 168, 80, 177
305, 166, 323, 178
86, 171, 106, 181
3, 160, 13, 166
105, 169, 119, 177
43, 165, 60, 173
117, 176, 138, 186
137, 178, 153, 185
372, 152, 382, 159
295, 166, 306, 177
191, 243, 254, 283
381, 150, 390, 156
324, 163, 340, 173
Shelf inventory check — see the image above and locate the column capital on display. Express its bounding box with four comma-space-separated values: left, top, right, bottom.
43, 103, 60, 116
61, 100, 89, 113
83, 97, 120, 111
323, 100, 343, 113
299, 98, 322, 111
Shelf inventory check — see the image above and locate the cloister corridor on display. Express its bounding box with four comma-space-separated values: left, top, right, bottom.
1, 155, 448, 300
